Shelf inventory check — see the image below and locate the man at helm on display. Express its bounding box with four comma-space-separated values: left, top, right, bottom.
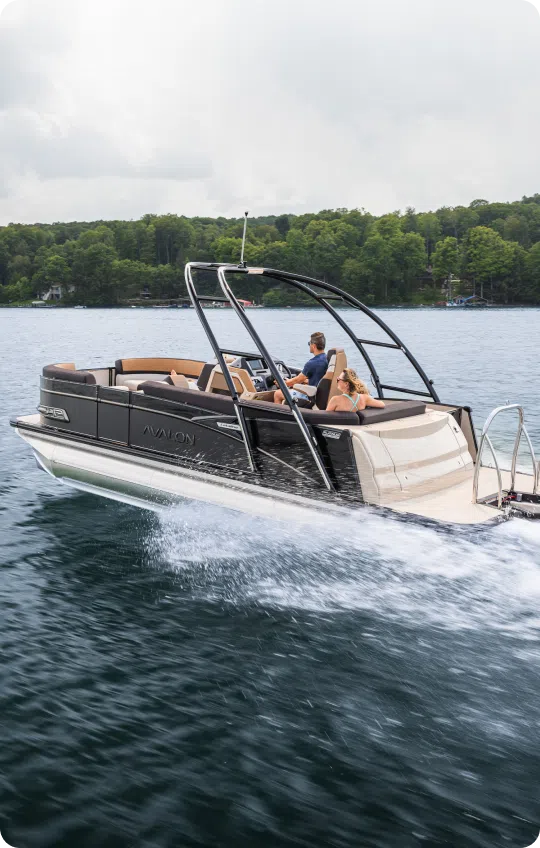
273, 332, 327, 405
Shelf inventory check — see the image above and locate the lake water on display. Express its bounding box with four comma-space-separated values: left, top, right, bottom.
1, 306, 540, 848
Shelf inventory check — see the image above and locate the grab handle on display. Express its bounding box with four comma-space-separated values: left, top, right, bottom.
472, 404, 538, 506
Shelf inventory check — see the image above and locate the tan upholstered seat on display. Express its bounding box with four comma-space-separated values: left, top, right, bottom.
125, 373, 192, 391
206, 365, 257, 397
115, 358, 206, 386
116, 358, 205, 376
124, 379, 144, 391
168, 373, 190, 389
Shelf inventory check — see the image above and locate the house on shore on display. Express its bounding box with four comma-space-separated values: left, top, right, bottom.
41, 284, 76, 302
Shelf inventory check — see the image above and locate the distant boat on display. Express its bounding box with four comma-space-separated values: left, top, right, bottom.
446, 295, 492, 308
237, 298, 262, 308
74, 305, 87, 309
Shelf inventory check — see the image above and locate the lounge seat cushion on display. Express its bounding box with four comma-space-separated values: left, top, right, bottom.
141, 382, 359, 425
43, 364, 96, 384
243, 398, 359, 426
357, 400, 426, 424
141, 382, 237, 415
140, 383, 426, 426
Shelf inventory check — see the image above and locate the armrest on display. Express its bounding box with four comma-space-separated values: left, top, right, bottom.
293, 384, 316, 397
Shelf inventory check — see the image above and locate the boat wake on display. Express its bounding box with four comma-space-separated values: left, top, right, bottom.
146, 502, 540, 641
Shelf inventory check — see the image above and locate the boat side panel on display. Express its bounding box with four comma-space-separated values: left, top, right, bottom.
129, 399, 251, 473
40, 379, 98, 438
97, 387, 130, 444
313, 426, 363, 503
247, 414, 362, 503
36, 383, 363, 503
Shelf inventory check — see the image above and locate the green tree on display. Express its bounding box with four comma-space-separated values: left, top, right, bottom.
402, 207, 418, 233
431, 237, 460, 283
154, 215, 194, 266
77, 225, 115, 250
261, 240, 288, 270
274, 214, 290, 238
341, 258, 368, 301
111, 260, 151, 300
465, 227, 514, 300
373, 213, 402, 240
212, 236, 245, 264
503, 215, 529, 247
359, 233, 397, 302
285, 229, 310, 273
7, 254, 32, 283
524, 242, 540, 302
392, 232, 427, 299
416, 212, 441, 262
72, 244, 117, 305
33, 254, 72, 298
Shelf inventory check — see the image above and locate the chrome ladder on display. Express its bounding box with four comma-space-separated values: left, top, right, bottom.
472, 404, 540, 508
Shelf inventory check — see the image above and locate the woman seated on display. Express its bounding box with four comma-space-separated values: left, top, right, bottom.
327, 369, 386, 413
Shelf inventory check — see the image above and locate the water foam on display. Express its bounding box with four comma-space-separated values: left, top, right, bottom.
145, 501, 540, 639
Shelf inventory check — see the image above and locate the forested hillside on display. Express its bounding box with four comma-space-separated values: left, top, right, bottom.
3, 195, 540, 306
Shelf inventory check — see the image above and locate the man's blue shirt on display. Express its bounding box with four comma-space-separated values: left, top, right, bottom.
303, 352, 328, 386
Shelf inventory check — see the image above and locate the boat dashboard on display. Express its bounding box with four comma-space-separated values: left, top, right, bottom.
223, 351, 299, 391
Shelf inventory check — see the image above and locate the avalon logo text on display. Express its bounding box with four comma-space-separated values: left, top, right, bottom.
142, 424, 195, 446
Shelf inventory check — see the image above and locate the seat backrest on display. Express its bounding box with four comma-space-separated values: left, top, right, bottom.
167, 373, 190, 389
43, 363, 96, 384
315, 348, 347, 409
206, 365, 256, 397
197, 362, 216, 391
115, 358, 205, 378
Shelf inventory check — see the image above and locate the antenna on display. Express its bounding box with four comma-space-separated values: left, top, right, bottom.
240, 211, 248, 266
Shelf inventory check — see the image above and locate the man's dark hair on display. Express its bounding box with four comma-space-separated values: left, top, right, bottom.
310, 332, 326, 351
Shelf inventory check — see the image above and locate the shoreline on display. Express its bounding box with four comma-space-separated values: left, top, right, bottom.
2, 303, 539, 310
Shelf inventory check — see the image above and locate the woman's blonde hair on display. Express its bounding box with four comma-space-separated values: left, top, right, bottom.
340, 368, 369, 395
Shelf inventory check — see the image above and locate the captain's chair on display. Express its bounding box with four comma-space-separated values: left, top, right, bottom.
315, 348, 347, 409
290, 348, 347, 409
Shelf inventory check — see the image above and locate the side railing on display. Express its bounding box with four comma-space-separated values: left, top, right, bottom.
472, 404, 539, 508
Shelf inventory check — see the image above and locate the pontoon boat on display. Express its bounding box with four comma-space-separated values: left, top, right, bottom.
11, 263, 540, 526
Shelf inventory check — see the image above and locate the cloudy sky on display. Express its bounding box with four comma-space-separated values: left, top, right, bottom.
0, 0, 539, 224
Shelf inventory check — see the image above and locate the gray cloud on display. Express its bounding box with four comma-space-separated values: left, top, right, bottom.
0, 0, 539, 223
0, 0, 212, 198
0, 0, 72, 108
0, 112, 211, 184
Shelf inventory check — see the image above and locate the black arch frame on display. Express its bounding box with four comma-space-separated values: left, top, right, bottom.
185, 262, 440, 493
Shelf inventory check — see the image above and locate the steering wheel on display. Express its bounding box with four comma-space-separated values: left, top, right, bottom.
264, 363, 295, 388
